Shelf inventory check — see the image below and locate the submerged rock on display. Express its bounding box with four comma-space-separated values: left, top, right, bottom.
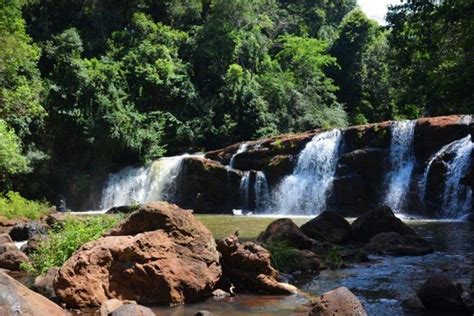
257, 218, 316, 250
300, 211, 352, 244
309, 286, 367, 316
0, 271, 66, 315
417, 275, 469, 312
217, 234, 297, 295
351, 206, 416, 242
54, 202, 221, 308
364, 232, 433, 256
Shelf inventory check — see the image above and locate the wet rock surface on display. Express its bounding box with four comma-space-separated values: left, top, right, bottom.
417, 274, 470, 312
364, 232, 433, 256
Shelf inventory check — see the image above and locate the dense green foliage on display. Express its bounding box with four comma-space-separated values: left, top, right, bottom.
0, 191, 49, 219
265, 240, 300, 272
0, 0, 471, 207
23, 215, 122, 275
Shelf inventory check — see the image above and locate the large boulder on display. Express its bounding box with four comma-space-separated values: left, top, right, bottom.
364, 232, 433, 256
217, 234, 297, 294
351, 206, 416, 242
54, 202, 222, 308
0, 271, 66, 315
309, 286, 367, 316
300, 211, 351, 244
177, 157, 241, 214
417, 275, 469, 312
257, 218, 315, 250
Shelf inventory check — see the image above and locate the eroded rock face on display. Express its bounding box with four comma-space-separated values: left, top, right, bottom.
351, 206, 416, 242
0, 271, 66, 316
217, 235, 297, 295
54, 202, 222, 308
415, 115, 471, 160
364, 232, 433, 256
257, 218, 315, 250
300, 211, 352, 244
177, 157, 242, 214
417, 275, 468, 312
309, 286, 367, 316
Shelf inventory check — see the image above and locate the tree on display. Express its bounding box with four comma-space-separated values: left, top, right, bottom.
0, 0, 45, 138
329, 9, 379, 123
0, 120, 29, 182
387, 0, 474, 116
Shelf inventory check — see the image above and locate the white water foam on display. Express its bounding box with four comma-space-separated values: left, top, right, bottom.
383, 120, 416, 213
270, 130, 342, 215
100, 154, 195, 209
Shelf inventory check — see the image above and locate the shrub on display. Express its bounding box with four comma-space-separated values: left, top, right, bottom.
0, 191, 50, 220
325, 246, 344, 269
265, 240, 300, 272
23, 215, 122, 275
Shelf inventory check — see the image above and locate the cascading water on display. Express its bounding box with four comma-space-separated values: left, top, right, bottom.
383, 120, 416, 213
255, 171, 271, 212
442, 136, 473, 218
418, 135, 473, 218
271, 130, 342, 215
100, 154, 192, 209
229, 143, 248, 168
239, 171, 251, 210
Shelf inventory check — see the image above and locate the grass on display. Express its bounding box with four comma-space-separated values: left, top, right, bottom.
265, 240, 300, 272
0, 191, 50, 220
22, 214, 122, 275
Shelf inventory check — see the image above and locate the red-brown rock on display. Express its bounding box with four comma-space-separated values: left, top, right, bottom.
415, 115, 471, 159
54, 202, 221, 308
0, 271, 66, 315
217, 235, 297, 295
309, 287, 367, 316
0, 250, 29, 271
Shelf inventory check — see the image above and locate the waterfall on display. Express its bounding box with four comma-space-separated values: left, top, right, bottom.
383, 120, 416, 213
255, 171, 271, 212
100, 154, 191, 209
229, 143, 249, 168
239, 171, 251, 210
442, 135, 473, 218
271, 130, 342, 215
239, 171, 271, 213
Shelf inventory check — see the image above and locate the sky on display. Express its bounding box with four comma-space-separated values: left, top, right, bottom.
358, 0, 401, 25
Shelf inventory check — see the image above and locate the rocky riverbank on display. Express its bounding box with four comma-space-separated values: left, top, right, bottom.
1, 202, 473, 315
